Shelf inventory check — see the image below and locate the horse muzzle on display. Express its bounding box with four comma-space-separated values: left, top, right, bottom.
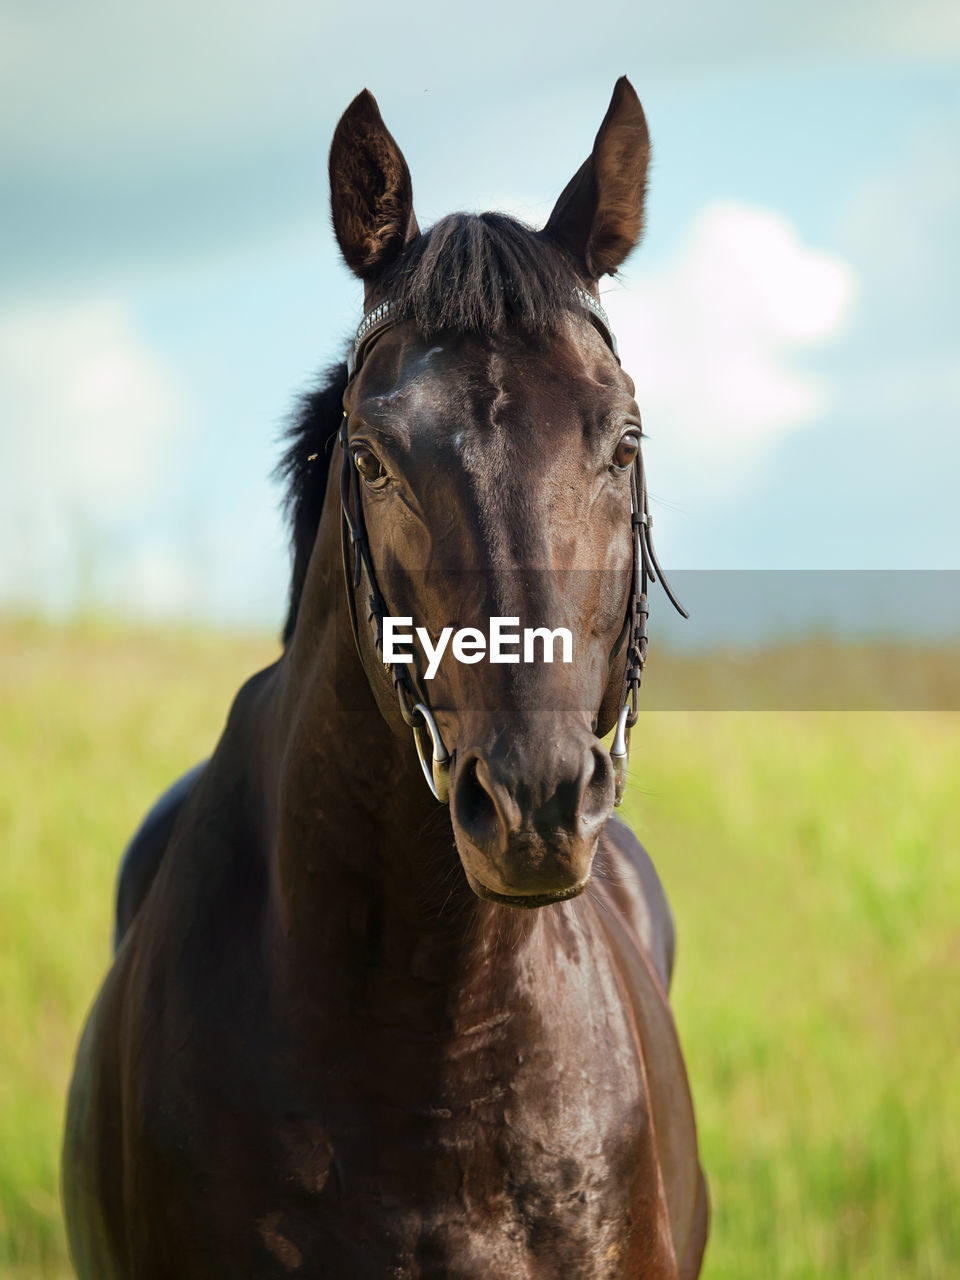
450, 735, 615, 907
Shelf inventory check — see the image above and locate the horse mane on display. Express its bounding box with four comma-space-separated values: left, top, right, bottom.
277, 212, 582, 643
277, 361, 350, 644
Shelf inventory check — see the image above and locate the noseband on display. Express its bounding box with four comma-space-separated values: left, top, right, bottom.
338, 289, 687, 806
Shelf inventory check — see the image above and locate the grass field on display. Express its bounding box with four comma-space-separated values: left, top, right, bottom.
1, 617, 958, 1278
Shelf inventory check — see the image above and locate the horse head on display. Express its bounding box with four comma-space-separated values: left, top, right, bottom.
312, 80, 663, 907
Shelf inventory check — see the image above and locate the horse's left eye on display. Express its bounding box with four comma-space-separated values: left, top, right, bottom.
612, 432, 640, 471
353, 447, 387, 486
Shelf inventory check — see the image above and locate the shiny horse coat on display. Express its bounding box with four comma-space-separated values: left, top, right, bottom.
64, 79, 708, 1278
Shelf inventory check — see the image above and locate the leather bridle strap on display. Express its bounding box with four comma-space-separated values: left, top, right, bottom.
609, 431, 688, 801
339, 290, 686, 806
337, 413, 450, 801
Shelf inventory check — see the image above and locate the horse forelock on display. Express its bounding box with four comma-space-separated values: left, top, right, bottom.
378, 212, 581, 337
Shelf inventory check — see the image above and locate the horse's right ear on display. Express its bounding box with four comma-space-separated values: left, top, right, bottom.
329, 90, 419, 281
543, 76, 651, 281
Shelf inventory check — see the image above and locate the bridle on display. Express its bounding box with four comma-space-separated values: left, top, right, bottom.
338, 287, 687, 806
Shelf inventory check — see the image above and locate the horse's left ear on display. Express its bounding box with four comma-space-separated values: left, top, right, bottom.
543, 76, 650, 281
329, 89, 420, 281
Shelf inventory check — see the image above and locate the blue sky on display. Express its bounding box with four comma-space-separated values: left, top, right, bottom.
1, 0, 958, 627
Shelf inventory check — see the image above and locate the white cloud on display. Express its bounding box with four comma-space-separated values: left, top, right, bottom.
0, 294, 295, 625
603, 201, 856, 506
0, 299, 183, 608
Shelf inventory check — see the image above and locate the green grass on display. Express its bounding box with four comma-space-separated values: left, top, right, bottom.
0, 617, 280, 1277
1, 617, 958, 1277
625, 717, 960, 1279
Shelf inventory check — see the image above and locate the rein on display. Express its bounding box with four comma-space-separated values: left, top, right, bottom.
338, 289, 687, 806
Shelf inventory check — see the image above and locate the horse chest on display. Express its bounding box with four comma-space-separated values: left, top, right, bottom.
243, 1051, 654, 1277
130, 985, 663, 1278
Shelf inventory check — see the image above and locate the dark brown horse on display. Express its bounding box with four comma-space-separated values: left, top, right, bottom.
63, 78, 708, 1278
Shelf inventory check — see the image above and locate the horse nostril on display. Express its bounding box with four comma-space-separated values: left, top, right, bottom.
582, 745, 614, 823
453, 755, 503, 856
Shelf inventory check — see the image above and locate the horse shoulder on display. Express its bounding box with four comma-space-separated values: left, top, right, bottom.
597, 815, 676, 990
62, 948, 135, 1278
592, 817, 708, 1277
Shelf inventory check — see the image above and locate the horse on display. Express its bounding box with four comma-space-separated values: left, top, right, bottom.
63, 77, 708, 1278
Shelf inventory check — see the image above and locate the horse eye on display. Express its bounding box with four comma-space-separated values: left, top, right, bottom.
612, 432, 640, 471
353, 447, 386, 485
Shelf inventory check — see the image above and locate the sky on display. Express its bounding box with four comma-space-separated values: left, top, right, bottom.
1, 0, 958, 631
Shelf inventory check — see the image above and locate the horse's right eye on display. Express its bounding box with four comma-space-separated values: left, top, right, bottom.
612, 432, 640, 471
353, 447, 387, 486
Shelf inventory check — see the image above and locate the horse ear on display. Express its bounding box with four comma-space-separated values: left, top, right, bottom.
329, 90, 420, 280
543, 76, 650, 281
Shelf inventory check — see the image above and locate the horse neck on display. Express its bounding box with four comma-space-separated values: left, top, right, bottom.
260, 463, 539, 1002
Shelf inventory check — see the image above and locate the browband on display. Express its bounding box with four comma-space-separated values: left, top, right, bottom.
347, 287, 619, 380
